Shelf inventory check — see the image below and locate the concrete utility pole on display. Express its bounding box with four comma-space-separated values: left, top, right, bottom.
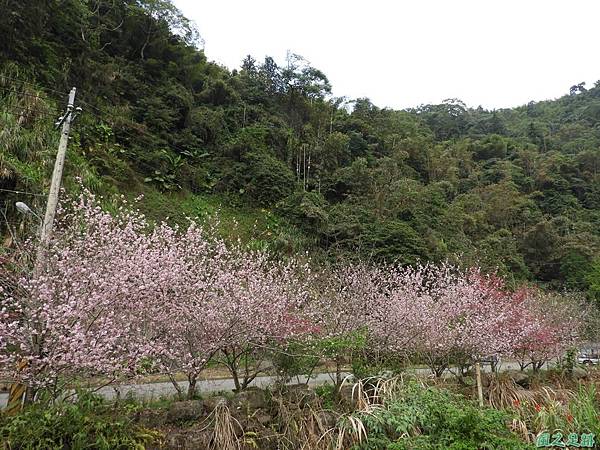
475, 361, 484, 407
5, 87, 78, 414
36, 87, 77, 263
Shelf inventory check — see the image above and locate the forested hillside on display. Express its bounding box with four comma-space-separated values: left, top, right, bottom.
1, 0, 599, 296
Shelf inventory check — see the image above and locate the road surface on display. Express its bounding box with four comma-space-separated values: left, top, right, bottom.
0, 359, 548, 409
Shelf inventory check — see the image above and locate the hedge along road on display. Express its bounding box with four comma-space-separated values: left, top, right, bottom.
0, 360, 547, 409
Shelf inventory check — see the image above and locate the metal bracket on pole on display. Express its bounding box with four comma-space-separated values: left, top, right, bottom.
39, 87, 77, 253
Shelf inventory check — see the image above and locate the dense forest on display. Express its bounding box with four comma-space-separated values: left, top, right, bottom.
0, 0, 599, 297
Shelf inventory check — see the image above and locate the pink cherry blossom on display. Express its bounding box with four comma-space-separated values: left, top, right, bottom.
0, 190, 582, 400
0, 190, 313, 399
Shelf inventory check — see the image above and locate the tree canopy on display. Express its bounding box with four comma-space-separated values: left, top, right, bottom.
1, 0, 599, 295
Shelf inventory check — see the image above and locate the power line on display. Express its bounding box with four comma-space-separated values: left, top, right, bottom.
0, 105, 59, 119
76, 98, 106, 116
0, 103, 57, 114
79, 100, 193, 156
0, 102, 62, 119
0, 86, 61, 108
0, 75, 68, 99
1, 221, 33, 226
0, 188, 46, 197
1, 75, 195, 159
0, 76, 102, 119
83, 106, 161, 149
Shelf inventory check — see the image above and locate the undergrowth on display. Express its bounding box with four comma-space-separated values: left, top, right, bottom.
0, 392, 162, 449
351, 380, 532, 450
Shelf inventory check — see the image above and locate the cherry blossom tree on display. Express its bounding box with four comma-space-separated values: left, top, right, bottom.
0, 191, 314, 400
365, 264, 435, 365
1, 188, 586, 403
0, 192, 166, 398
366, 265, 543, 377
512, 289, 582, 372
359, 264, 471, 376
200, 253, 314, 393
308, 263, 387, 388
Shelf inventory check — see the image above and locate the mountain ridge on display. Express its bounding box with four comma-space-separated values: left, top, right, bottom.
0, 0, 599, 297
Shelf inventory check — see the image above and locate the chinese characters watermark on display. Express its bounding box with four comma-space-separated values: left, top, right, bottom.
536, 431, 595, 448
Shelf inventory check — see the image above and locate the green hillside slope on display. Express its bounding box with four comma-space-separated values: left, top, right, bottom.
1, 0, 599, 296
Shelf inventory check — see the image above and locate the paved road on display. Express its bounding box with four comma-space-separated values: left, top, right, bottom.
0, 359, 551, 409
0, 372, 349, 408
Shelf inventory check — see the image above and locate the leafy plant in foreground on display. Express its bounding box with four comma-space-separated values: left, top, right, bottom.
351, 381, 532, 450
0, 391, 161, 449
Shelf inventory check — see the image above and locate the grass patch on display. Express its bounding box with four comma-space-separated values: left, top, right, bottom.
351, 380, 532, 450
0, 391, 162, 449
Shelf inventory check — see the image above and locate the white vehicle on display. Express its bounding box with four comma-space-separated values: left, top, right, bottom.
480, 355, 500, 366
577, 349, 600, 365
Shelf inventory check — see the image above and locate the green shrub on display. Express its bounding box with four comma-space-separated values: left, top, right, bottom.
314, 383, 337, 409
569, 384, 600, 435
271, 340, 321, 384
0, 392, 161, 449
352, 382, 531, 450
242, 151, 296, 206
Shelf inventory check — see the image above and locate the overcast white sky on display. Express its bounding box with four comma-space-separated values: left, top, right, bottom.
174, 0, 600, 110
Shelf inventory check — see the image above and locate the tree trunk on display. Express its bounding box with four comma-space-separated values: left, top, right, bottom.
518, 358, 530, 371
223, 347, 242, 391
140, 20, 152, 60
23, 385, 37, 405
490, 359, 499, 373
231, 366, 241, 392
168, 373, 184, 400
187, 374, 197, 400
335, 358, 343, 390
